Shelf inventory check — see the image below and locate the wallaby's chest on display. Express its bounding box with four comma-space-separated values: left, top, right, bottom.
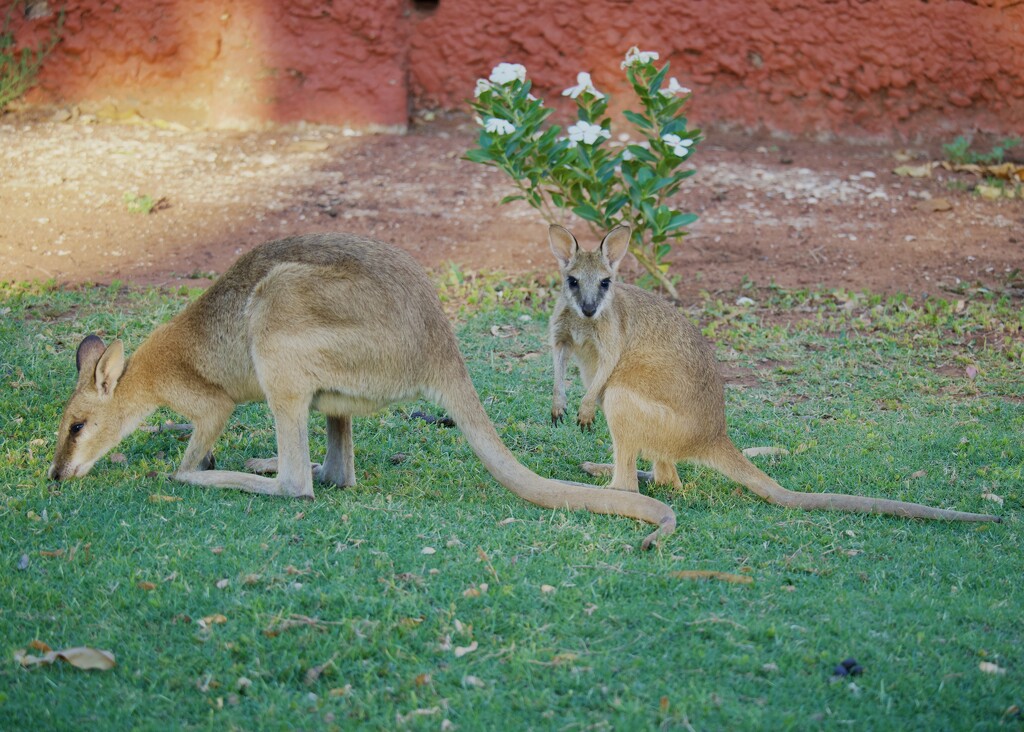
553, 309, 622, 372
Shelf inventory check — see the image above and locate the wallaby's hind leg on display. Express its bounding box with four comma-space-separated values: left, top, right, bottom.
582, 461, 658, 485
652, 460, 683, 489
316, 415, 356, 487
178, 393, 315, 498
245, 415, 355, 488
583, 460, 681, 489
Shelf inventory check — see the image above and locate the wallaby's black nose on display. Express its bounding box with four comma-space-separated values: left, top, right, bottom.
581, 303, 597, 317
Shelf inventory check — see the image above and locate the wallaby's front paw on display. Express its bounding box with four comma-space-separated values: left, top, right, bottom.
551, 404, 565, 426
576, 404, 596, 432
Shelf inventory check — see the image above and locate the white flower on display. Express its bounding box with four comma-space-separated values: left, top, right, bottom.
662, 133, 694, 157
562, 71, 605, 100
621, 46, 660, 69
474, 79, 493, 97
568, 121, 611, 146
484, 117, 516, 135
659, 77, 692, 97
489, 62, 527, 85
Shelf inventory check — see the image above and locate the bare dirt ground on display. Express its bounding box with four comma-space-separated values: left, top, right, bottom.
1, 109, 1021, 301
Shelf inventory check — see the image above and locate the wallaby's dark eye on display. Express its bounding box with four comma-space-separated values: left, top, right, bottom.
70, 422, 85, 437
567, 276, 579, 289
600, 278, 611, 290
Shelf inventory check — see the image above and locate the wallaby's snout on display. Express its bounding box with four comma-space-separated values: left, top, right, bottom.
574, 278, 610, 318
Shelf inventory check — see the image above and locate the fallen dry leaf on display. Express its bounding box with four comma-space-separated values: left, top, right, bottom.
742, 446, 791, 458
396, 707, 441, 725
454, 640, 478, 658
198, 614, 227, 629
981, 492, 1004, 506
670, 570, 753, 585
16, 645, 116, 671
909, 470, 927, 480
979, 661, 1007, 675
109, 453, 127, 464
977, 184, 1006, 200
540, 584, 556, 594
148, 494, 183, 503
893, 162, 935, 178
489, 325, 519, 338
216, 578, 229, 589
421, 547, 436, 555
137, 581, 156, 591
462, 675, 486, 688
917, 197, 952, 212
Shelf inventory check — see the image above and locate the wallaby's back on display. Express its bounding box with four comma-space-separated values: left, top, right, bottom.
168, 233, 465, 402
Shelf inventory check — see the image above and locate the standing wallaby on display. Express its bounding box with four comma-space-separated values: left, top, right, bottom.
548, 224, 1000, 523
49, 233, 676, 548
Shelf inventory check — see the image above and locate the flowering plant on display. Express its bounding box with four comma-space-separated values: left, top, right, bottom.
466, 49, 700, 296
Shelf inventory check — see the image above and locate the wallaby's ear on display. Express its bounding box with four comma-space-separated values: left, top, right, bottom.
548, 225, 578, 269
601, 224, 632, 269
75, 335, 107, 374
74, 335, 107, 389
94, 339, 126, 397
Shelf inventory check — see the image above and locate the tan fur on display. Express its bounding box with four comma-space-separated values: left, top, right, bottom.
548, 224, 1001, 523
49, 233, 676, 548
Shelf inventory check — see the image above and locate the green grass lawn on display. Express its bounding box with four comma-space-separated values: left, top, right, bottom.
1, 277, 1021, 731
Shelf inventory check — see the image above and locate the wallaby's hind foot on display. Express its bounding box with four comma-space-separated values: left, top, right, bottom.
246, 458, 278, 474
581, 461, 614, 477
582, 461, 658, 486
174, 469, 314, 499
243, 456, 355, 489
582, 461, 682, 489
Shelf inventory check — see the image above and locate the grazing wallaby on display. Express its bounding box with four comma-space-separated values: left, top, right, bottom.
547, 224, 1000, 523
49, 233, 676, 548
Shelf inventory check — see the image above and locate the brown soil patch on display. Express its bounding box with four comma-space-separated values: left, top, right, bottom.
1, 111, 1021, 300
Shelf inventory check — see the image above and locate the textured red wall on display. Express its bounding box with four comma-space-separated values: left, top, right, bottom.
10, 0, 1024, 138
410, 0, 1024, 139
10, 0, 412, 129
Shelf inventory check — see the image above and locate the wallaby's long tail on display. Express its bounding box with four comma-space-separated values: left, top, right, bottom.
705, 441, 1001, 523
437, 378, 676, 549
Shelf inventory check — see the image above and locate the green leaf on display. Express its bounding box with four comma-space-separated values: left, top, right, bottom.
463, 149, 496, 165
646, 63, 671, 98
666, 212, 698, 231
500, 195, 526, 205
572, 203, 604, 225
604, 194, 630, 219
623, 110, 653, 130
625, 145, 657, 163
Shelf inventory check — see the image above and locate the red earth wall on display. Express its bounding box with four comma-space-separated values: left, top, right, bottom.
10, 0, 1024, 139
